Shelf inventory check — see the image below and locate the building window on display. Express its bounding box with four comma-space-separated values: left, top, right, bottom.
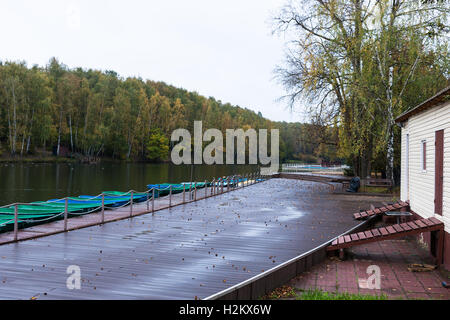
421, 140, 427, 172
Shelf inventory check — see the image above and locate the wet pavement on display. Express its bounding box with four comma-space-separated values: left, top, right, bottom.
282, 238, 450, 300
0, 178, 392, 299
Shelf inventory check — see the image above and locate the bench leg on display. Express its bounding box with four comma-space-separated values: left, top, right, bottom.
431, 229, 444, 266
339, 248, 346, 260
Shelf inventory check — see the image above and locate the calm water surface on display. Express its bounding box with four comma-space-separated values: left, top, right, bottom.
0, 162, 256, 205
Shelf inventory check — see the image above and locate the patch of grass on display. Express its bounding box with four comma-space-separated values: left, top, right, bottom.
295, 289, 387, 300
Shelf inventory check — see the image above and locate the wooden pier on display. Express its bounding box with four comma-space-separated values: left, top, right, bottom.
0, 178, 392, 299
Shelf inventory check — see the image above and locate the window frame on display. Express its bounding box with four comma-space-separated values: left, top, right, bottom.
420, 139, 427, 172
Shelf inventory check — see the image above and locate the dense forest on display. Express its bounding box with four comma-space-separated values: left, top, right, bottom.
0, 58, 334, 164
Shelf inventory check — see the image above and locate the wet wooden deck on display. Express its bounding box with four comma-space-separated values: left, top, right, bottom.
0, 179, 393, 299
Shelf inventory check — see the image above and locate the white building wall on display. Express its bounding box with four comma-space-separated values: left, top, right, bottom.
400, 100, 450, 232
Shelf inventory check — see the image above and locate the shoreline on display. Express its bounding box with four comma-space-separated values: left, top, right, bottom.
0, 157, 168, 164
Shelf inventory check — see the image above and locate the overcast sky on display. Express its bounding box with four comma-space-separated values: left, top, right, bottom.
0, 0, 305, 123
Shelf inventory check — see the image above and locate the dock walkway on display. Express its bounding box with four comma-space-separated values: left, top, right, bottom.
0, 179, 391, 299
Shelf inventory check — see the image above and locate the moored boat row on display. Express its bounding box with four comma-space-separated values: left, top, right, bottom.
0, 174, 266, 234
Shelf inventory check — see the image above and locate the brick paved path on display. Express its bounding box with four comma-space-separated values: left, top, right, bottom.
288, 239, 450, 300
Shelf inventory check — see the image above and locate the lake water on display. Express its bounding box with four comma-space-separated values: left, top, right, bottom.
0, 162, 256, 206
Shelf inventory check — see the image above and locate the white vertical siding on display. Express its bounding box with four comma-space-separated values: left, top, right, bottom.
400, 100, 450, 232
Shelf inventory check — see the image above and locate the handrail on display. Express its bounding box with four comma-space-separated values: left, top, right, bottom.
0, 171, 267, 237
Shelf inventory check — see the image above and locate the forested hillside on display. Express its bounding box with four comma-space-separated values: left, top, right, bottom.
0, 58, 335, 163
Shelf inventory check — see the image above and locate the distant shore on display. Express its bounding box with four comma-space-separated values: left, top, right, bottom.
0, 156, 169, 164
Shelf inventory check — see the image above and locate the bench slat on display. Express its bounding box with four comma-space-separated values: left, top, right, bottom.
386, 226, 397, 234
372, 229, 381, 237
407, 221, 419, 229
429, 217, 443, 226
357, 232, 366, 240
364, 230, 374, 239
415, 220, 427, 228
400, 223, 411, 231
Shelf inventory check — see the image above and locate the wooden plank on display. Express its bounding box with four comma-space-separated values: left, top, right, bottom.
386, 205, 395, 211
337, 236, 345, 245
357, 232, 366, 240
393, 203, 402, 209
372, 229, 381, 237
407, 221, 419, 230
354, 212, 361, 219
393, 224, 404, 233
366, 210, 375, 216
350, 233, 359, 241
364, 230, 374, 239
399, 223, 411, 231
386, 226, 397, 234
374, 208, 382, 214
429, 217, 443, 226
422, 219, 434, 227
331, 239, 338, 246
344, 235, 351, 243
380, 207, 389, 213
360, 212, 368, 218
379, 227, 389, 236
415, 220, 427, 228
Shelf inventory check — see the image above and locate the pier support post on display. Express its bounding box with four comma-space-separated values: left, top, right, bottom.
211, 179, 215, 196
14, 204, 18, 241
169, 186, 172, 207
101, 193, 105, 223
130, 191, 134, 217
64, 197, 68, 231
183, 185, 186, 203
204, 180, 207, 198
146, 190, 150, 211
194, 183, 197, 201
152, 188, 155, 212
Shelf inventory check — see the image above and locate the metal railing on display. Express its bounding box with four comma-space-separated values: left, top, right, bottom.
0, 171, 271, 241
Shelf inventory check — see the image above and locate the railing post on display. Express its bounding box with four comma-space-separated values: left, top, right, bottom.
130, 191, 134, 217
189, 183, 192, 201
183, 184, 186, 203
152, 188, 155, 212
14, 204, 18, 241
194, 182, 197, 201
146, 190, 150, 211
221, 179, 224, 193
64, 197, 68, 231
169, 185, 172, 207
101, 193, 105, 223
205, 180, 207, 198
211, 179, 215, 196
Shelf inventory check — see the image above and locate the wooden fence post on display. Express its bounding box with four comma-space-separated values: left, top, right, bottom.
14, 204, 18, 241
64, 197, 68, 231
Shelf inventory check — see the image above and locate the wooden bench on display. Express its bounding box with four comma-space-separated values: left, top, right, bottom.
327, 217, 445, 265
353, 200, 409, 220
364, 178, 393, 189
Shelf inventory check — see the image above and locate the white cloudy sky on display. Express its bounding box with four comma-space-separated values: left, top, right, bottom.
0, 0, 306, 122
